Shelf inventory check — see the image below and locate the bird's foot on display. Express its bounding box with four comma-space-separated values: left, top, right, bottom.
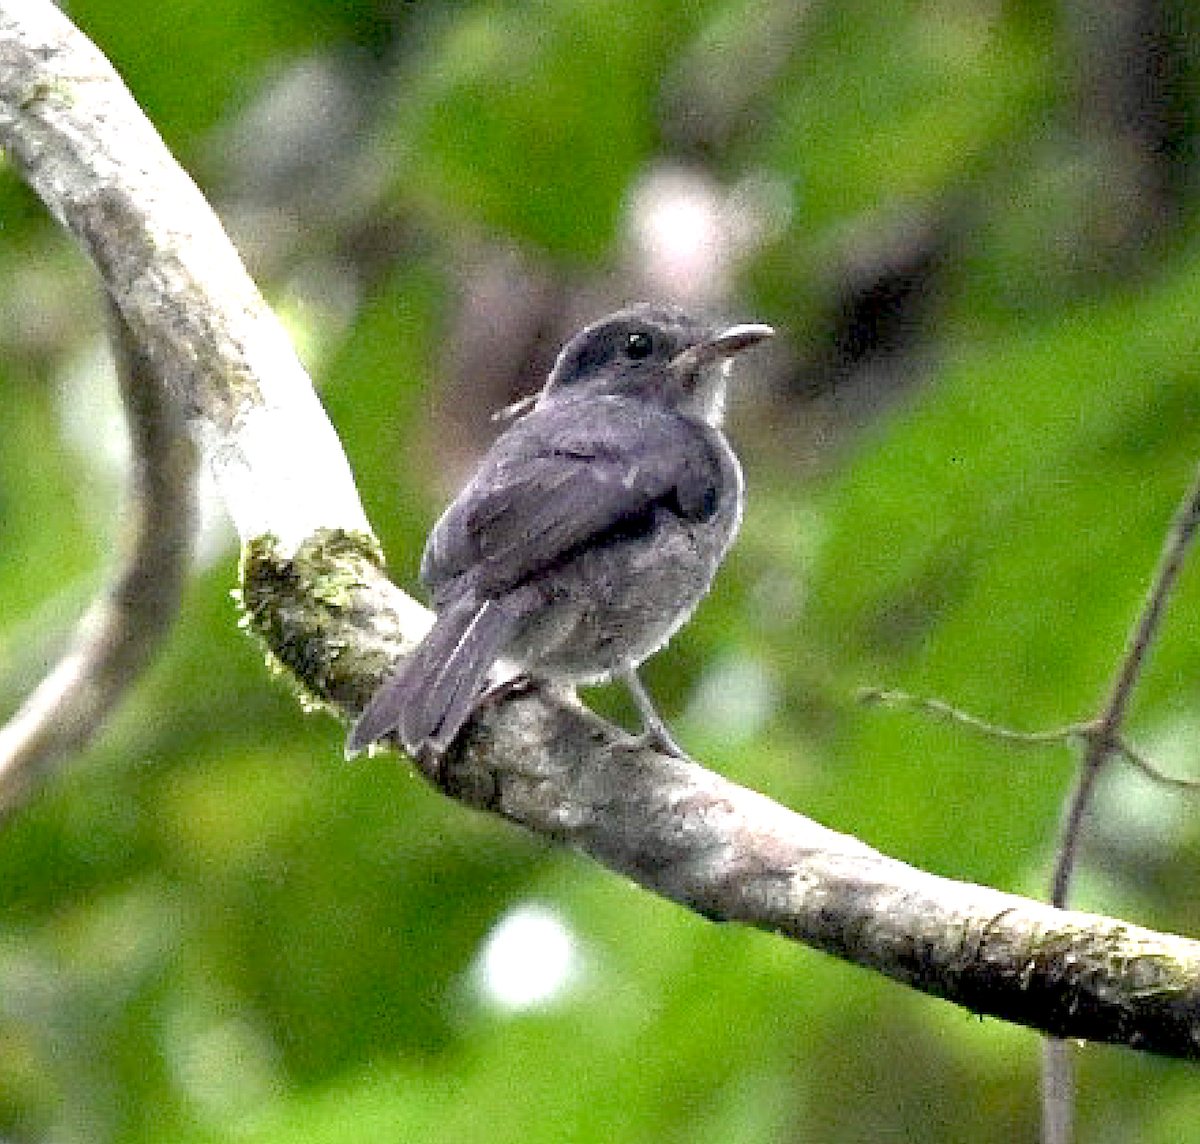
619, 724, 695, 763
615, 666, 695, 762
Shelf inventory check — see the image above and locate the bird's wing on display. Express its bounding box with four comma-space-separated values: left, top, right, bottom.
420, 397, 723, 600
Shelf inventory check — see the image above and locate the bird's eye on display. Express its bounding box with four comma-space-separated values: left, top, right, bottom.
624, 330, 654, 360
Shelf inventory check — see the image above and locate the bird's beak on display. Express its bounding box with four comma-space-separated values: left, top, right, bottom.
669, 322, 775, 379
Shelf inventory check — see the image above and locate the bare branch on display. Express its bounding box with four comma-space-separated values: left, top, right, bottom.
858, 687, 1080, 748
0, 0, 421, 751
1116, 740, 1200, 792
1051, 462, 1200, 906
1041, 453, 1200, 1141
0, 0, 372, 555
382, 680, 1200, 1059
0, 301, 196, 814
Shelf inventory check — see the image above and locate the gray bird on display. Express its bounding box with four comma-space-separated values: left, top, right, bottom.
346, 304, 773, 759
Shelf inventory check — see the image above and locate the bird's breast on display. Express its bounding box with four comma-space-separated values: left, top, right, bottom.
511, 430, 744, 682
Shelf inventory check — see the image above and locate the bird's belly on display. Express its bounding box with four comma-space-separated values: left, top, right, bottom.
511, 507, 737, 682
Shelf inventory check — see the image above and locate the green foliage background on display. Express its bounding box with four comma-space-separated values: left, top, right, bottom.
3, 0, 1200, 1140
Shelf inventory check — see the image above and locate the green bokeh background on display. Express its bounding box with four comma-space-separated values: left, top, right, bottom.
3, 0, 1200, 1140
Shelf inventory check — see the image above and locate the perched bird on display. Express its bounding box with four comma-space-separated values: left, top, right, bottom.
346, 304, 773, 759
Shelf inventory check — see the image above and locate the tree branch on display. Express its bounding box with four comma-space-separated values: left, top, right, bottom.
387, 687, 1200, 1059
1050, 462, 1200, 906
0, 0, 424, 736
2, 0, 1199, 1062
0, 0, 372, 555
1042, 448, 1200, 1141
0, 299, 196, 814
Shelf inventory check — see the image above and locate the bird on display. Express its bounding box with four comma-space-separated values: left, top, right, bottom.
346, 304, 773, 760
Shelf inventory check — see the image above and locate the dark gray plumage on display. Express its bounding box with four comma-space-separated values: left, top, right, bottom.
346, 304, 773, 759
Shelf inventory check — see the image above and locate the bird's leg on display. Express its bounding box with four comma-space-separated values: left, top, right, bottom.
617, 666, 693, 761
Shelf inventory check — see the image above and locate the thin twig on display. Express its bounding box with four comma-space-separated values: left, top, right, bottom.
1042, 1041, 1074, 1144
1050, 462, 1200, 905
1042, 461, 1200, 1144
1115, 740, 1200, 792
857, 687, 1080, 748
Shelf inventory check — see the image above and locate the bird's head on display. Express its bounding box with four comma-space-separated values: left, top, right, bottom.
537, 305, 773, 425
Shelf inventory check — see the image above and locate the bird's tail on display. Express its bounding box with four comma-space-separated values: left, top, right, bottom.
346, 597, 518, 758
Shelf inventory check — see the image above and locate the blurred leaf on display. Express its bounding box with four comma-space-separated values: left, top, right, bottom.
390, 0, 706, 255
